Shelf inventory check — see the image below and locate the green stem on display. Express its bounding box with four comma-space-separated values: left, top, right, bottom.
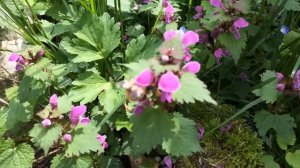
90, 0, 96, 14
204, 98, 263, 138
151, 7, 163, 34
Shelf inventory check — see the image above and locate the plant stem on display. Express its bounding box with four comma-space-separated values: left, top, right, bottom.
151, 7, 163, 34
204, 98, 263, 138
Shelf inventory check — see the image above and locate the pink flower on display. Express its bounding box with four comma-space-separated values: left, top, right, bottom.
134, 100, 150, 115
231, 17, 249, 39
214, 48, 231, 63
164, 30, 177, 41
199, 33, 209, 44
135, 69, 154, 87
163, 156, 172, 168
158, 71, 181, 93
162, 0, 170, 8
184, 48, 192, 62
194, 6, 204, 19
164, 4, 175, 24
49, 94, 58, 109
41, 119, 52, 127
160, 91, 173, 103
97, 134, 109, 149
198, 127, 205, 139
182, 61, 201, 74
276, 72, 284, 81
37, 50, 45, 58
210, 0, 224, 9
63, 134, 72, 142
69, 105, 90, 126
8, 53, 26, 71
276, 84, 285, 92
182, 31, 199, 47
293, 70, 300, 90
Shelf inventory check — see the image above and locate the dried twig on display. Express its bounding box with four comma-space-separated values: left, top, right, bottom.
33, 148, 62, 164
0, 98, 8, 106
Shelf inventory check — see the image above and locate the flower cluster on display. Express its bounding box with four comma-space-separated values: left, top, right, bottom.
123, 28, 201, 114
275, 70, 300, 94
276, 72, 285, 92
163, 0, 176, 24
40, 94, 108, 149
8, 50, 45, 71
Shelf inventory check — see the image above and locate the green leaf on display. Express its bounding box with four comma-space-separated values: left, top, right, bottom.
130, 107, 174, 155
25, 58, 52, 81
0, 110, 7, 137
253, 70, 279, 104
126, 24, 145, 37
107, 0, 131, 12
29, 123, 63, 154
99, 84, 125, 114
66, 124, 103, 156
99, 156, 124, 168
173, 73, 217, 105
60, 38, 103, 63
0, 140, 34, 168
162, 113, 201, 156
286, 150, 300, 168
115, 115, 132, 131
18, 76, 47, 105
267, 0, 300, 11
6, 99, 33, 132
218, 31, 247, 64
69, 71, 110, 104
57, 95, 73, 114
51, 154, 93, 168
254, 110, 296, 150
261, 155, 280, 168
74, 13, 120, 57
5, 86, 18, 101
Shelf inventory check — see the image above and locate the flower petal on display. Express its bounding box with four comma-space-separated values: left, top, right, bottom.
8, 53, 21, 61
233, 17, 249, 28
135, 69, 154, 87
182, 61, 201, 74
182, 31, 199, 47
164, 30, 177, 41
49, 94, 58, 109
210, 0, 224, 9
160, 91, 173, 103
158, 71, 181, 93
63, 134, 72, 142
41, 119, 52, 127
163, 156, 173, 168
69, 105, 87, 125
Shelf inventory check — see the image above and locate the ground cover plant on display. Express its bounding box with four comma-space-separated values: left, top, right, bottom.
0, 0, 300, 167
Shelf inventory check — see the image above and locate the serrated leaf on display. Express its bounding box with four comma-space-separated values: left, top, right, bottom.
124, 59, 150, 78
0, 110, 7, 137
286, 150, 300, 168
99, 84, 125, 114
254, 110, 296, 150
0, 141, 34, 168
29, 123, 63, 154
5, 86, 18, 101
66, 124, 103, 156
60, 38, 103, 63
69, 71, 110, 104
253, 70, 279, 104
126, 24, 145, 37
25, 58, 52, 81
261, 155, 280, 168
218, 31, 247, 64
99, 156, 124, 168
6, 99, 33, 132
74, 12, 120, 57
51, 154, 93, 168
57, 95, 73, 114
18, 76, 47, 104
173, 73, 217, 105
162, 113, 201, 156
130, 108, 174, 155
115, 115, 132, 131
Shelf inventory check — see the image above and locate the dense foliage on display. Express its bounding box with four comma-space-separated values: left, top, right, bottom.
0, 0, 300, 167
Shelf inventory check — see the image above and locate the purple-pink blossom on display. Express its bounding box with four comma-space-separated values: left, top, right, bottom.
49, 94, 58, 109
163, 156, 172, 168
231, 17, 249, 39
158, 71, 181, 93
8, 53, 26, 71
214, 48, 231, 63
276, 84, 285, 92
97, 134, 109, 149
276, 72, 284, 81
63, 134, 72, 142
134, 100, 150, 115
69, 105, 90, 126
37, 50, 45, 59
194, 6, 204, 19
41, 119, 52, 127
293, 70, 300, 90
182, 31, 199, 47
163, 0, 175, 24
135, 69, 154, 87
210, 0, 224, 9
198, 127, 205, 139
198, 33, 209, 44
182, 61, 201, 74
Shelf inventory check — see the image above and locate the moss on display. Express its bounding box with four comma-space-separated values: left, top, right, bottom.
177, 103, 263, 168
